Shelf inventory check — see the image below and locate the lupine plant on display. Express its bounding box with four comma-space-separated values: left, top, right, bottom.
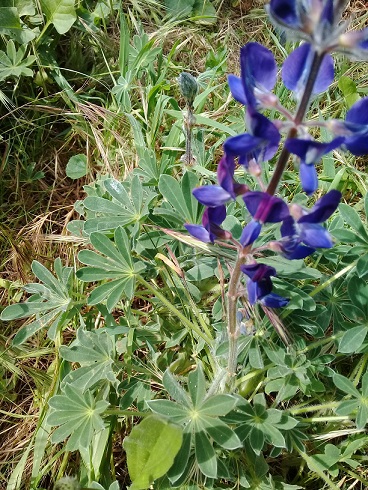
2, 1, 368, 489
185, 0, 368, 382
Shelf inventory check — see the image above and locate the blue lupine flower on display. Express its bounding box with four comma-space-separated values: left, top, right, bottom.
185, 205, 231, 243
267, 0, 347, 52
285, 137, 344, 194
224, 108, 281, 168
331, 98, 368, 156
192, 154, 249, 207
282, 43, 334, 98
277, 189, 341, 258
241, 262, 289, 308
241, 192, 289, 246
228, 42, 277, 109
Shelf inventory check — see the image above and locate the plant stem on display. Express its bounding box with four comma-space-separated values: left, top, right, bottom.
184, 106, 194, 165
289, 401, 340, 415
267, 51, 326, 195
226, 247, 249, 382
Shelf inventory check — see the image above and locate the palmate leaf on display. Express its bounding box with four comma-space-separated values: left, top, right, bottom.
0, 40, 35, 81
77, 227, 144, 311
47, 384, 109, 452
1, 258, 76, 345
82, 176, 155, 234
59, 328, 118, 392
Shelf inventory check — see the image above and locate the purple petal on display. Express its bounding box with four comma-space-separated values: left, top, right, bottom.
246, 109, 281, 160
217, 155, 235, 195
346, 98, 368, 126
243, 191, 266, 217
205, 206, 227, 226
299, 190, 341, 223
240, 220, 262, 246
264, 197, 290, 223
269, 0, 300, 28
282, 44, 334, 94
241, 263, 276, 282
240, 43, 277, 108
283, 243, 316, 260
228, 75, 248, 105
280, 215, 296, 237
246, 280, 258, 305
223, 133, 263, 157
345, 134, 368, 156
260, 293, 289, 308
184, 224, 211, 243
300, 162, 318, 195
193, 186, 232, 206
320, 0, 334, 25
286, 137, 344, 164
243, 192, 289, 223
299, 223, 334, 248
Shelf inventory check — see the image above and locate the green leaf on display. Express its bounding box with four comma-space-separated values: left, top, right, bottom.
123, 415, 183, 490
59, 328, 117, 391
40, 0, 76, 34
77, 227, 139, 309
0, 7, 20, 30
356, 254, 368, 279
167, 431, 192, 484
164, 0, 195, 17
147, 400, 189, 424
192, 0, 217, 24
200, 394, 237, 416
263, 423, 285, 448
188, 365, 206, 408
194, 430, 216, 478
339, 203, 368, 240
356, 403, 368, 430
249, 427, 265, 455
158, 174, 192, 223
48, 384, 108, 451
202, 417, 242, 449
338, 325, 368, 354
333, 373, 360, 397
163, 370, 191, 407
66, 154, 88, 179
0, 40, 35, 81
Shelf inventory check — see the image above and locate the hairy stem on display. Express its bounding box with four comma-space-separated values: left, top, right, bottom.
227, 247, 249, 383
267, 51, 326, 195
185, 106, 194, 166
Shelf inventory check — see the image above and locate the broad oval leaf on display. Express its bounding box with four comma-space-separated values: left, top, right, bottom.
40, 0, 76, 34
123, 415, 183, 490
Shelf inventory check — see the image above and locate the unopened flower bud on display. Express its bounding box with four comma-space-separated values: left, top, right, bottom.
178, 72, 198, 107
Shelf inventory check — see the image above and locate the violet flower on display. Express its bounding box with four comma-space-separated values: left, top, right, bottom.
192, 154, 249, 207
275, 189, 341, 258
267, 0, 347, 52
282, 43, 334, 99
184, 205, 231, 243
332, 98, 368, 156
241, 262, 289, 308
285, 137, 344, 194
241, 192, 290, 246
224, 108, 281, 168
228, 42, 277, 109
